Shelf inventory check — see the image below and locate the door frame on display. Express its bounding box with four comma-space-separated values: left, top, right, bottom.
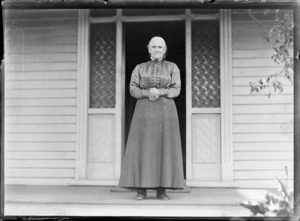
186, 9, 236, 187
74, 9, 236, 187
74, 9, 123, 185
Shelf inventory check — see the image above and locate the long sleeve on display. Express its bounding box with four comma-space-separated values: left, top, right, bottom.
129, 65, 149, 99
159, 64, 181, 98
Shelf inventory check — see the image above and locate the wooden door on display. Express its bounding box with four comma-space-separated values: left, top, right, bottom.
186, 18, 222, 185
86, 19, 122, 184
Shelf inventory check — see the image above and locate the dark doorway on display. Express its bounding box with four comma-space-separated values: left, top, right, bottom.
124, 21, 186, 178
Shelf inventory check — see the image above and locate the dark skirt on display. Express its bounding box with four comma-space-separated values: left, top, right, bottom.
119, 97, 185, 190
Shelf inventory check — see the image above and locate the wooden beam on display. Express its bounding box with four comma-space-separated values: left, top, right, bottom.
185, 8, 192, 184
294, 1, 300, 217
75, 9, 90, 180
220, 9, 234, 182
115, 9, 122, 180
0, 61, 4, 217
2, 0, 297, 9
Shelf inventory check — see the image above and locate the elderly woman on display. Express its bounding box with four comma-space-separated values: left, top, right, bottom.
119, 36, 185, 200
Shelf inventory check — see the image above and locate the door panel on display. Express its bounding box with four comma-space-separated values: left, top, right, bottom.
192, 114, 221, 181
87, 115, 115, 179
87, 23, 117, 181
187, 19, 221, 184
88, 115, 114, 163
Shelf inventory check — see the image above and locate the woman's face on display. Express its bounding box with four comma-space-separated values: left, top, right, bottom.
148, 38, 167, 60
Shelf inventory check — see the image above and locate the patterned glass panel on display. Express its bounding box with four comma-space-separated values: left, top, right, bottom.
90, 23, 116, 108
192, 21, 220, 108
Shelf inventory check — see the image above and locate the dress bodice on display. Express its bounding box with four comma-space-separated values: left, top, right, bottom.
129, 60, 181, 99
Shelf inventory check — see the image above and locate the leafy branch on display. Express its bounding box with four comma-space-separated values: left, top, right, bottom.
235, 1, 294, 98
250, 9, 293, 98
240, 166, 296, 217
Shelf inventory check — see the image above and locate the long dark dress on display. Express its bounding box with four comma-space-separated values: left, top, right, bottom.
119, 59, 185, 190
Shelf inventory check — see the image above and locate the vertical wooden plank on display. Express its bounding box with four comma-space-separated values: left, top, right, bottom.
115, 9, 123, 181
121, 12, 126, 159
220, 9, 234, 181
185, 9, 193, 182
294, 2, 300, 216
0, 60, 5, 216
75, 9, 90, 179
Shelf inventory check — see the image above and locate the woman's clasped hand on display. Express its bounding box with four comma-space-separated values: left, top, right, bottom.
149, 87, 160, 101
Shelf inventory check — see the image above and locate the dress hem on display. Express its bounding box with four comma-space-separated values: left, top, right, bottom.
119, 186, 185, 191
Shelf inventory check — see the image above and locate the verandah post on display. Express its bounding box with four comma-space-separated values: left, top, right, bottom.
294, 1, 300, 217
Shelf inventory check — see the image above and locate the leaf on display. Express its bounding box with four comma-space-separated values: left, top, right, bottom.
240, 201, 266, 215
284, 165, 288, 178
266, 200, 280, 212
277, 178, 289, 199
265, 193, 280, 204
288, 190, 294, 202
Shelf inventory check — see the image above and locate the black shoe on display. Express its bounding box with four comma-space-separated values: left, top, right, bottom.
156, 189, 169, 200
136, 189, 147, 200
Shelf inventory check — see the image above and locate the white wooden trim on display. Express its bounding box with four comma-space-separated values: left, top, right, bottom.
191, 108, 221, 114
232, 9, 291, 15
90, 14, 219, 24
122, 15, 185, 22
120, 12, 126, 164
90, 17, 117, 23
5, 152, 75, 160
115, 9, 123, 181
220, 9, 234, 182
5, 178, 72, 186
185, 9, 193, 183
191, 14, 219, 20
5, 9, 78, 14
88, 109, 115, 114
186, 9, 233, 186
75, 9, 90, 180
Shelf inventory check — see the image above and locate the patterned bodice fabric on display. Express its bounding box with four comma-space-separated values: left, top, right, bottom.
129, 60, 181, 99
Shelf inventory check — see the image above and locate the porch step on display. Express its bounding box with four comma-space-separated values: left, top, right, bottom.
5, 202, 251, 217
110, 186, 191, 193
5, 185, 278, 217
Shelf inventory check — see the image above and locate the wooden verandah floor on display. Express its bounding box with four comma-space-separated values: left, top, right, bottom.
4, 185, 281, 217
